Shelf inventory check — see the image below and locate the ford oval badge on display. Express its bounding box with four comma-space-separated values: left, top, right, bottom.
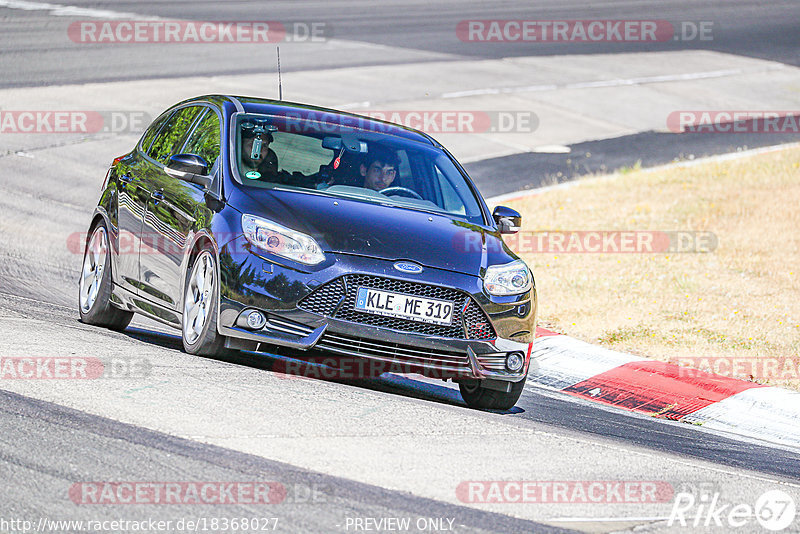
394, 261, 423, 274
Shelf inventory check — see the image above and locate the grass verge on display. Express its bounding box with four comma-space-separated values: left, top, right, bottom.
505, 146, 800, 389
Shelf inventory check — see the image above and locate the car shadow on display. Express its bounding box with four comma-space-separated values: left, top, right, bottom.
118, 325, 524, 415
124, 326, 185, 351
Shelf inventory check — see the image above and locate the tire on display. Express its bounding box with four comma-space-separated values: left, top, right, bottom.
78, 221, 134, 330
459, 376, 527, 411
181, 249, 226, 356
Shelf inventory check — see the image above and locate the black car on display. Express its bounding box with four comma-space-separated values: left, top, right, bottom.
78, 95, 537, 409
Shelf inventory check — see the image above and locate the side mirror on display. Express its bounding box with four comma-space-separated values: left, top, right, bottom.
492, 205, 522, 234
166, 154, 211, 188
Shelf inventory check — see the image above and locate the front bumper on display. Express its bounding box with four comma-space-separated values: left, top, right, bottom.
219, 311, 533, 382
217, 242, 536, 382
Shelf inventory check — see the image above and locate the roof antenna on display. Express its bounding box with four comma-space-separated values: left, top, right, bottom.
276, 46, 283, 100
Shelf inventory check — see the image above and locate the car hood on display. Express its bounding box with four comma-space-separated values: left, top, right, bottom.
228, 187, 514, 275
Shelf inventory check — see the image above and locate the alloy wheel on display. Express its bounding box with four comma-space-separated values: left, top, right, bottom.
183, 253, 215, 345
79, 226, 108, 313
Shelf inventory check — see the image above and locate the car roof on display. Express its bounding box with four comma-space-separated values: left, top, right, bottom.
176, 94, 436, 146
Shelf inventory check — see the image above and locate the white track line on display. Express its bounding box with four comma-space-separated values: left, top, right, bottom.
441, 66, 784, 99
0, 0, 157, 19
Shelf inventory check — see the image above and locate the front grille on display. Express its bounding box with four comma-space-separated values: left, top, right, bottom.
298, 274, 496, 340
297, 278, 344, 317
315, 332, 472, 375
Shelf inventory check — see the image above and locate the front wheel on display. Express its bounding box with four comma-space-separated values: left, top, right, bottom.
182, 249, 226, 356
459, 377, 527, 411
78, 222, 133, 330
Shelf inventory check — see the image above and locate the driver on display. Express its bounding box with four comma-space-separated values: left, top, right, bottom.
241, 131, 279, 181
360, 151, 400, 192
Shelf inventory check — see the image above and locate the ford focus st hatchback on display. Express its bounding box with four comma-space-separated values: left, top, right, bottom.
78, 95, 537, 410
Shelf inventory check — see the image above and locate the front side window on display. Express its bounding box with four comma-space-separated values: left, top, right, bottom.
148, 106, 202, 164
183, 109, 221, 166
231, 113, 484, 224
436, 164, 466, 215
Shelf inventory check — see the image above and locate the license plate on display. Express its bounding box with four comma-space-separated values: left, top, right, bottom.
354, 287, 454, 326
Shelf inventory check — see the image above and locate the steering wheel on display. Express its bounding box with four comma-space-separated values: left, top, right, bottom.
379, 186, 423, 200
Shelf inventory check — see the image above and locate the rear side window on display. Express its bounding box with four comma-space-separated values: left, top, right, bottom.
139, 111, 174, 154
147, 106, 202, 164
183, 109, 221, 166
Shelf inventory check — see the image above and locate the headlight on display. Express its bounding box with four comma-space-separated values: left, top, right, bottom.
484, 260, 532, 296
241, 214, 326, 265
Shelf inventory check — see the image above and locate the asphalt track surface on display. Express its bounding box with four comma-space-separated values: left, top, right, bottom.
3, 289, 800, 532
3, 0, 798, 194
3, 0, 799, 87
0, 387, 568, 533
2, 1, 800, 533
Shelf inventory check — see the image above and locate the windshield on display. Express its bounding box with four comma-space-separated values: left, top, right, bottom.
231, 113, 485, 224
